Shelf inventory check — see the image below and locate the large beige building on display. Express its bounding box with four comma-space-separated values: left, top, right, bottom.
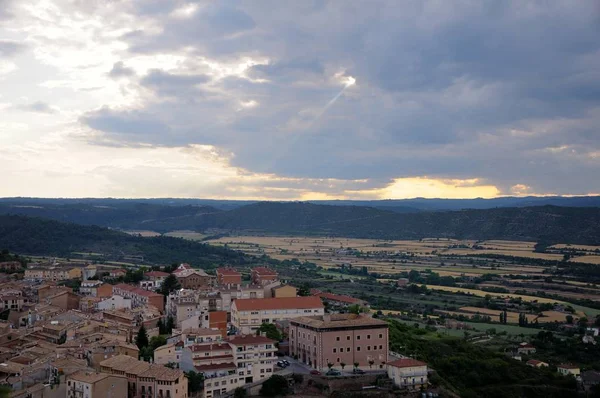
289, 313, 389, 370
231, 297, 324, 335
66, 371, 127, 398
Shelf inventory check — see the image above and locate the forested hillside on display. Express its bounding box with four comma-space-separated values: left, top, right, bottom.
0, 215, 249, 266
2, 200, 600, 244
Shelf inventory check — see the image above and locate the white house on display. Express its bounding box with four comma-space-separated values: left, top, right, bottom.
387, 358, 428, 389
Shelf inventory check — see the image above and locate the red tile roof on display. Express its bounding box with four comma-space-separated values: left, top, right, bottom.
527, 360, 545, 366
232, 296, 323, 311
145, 271, 169, 277
217, 267, 241, 276
195, 362, 236, 372
227, 335, 275, 345
252, 267, 277, 275
189, 343, 231, 352
387, 358, 427, 368
113, 284, 136, 291
558, 363, 580, 369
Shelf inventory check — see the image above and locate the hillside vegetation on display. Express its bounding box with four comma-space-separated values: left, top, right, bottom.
1, 200, 600, 244
0, 214, 249, 266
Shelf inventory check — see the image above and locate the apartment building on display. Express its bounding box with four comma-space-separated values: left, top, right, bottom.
180, 335, 277, 398
154, 342, 184, 367
97, 295, 132, 311
140, 271, 170, 290
100, 355, 188, 398
173, 264, 215, 289
289, 313, 389, 370
231, 296, 324, 335
387, 358, 428, 389
112, 284, 164, 312
66, 371, 127, 398
80, 281, 113, 298
24, 266, 81, 281
0, 261, 22, 272
216, 267, 242, 288
0, 293, 24, 312
88, 339, 139, 367
250, 267, 278, 286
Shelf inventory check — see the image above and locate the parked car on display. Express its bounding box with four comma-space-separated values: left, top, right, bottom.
282, 360, 290, 366
277, 361, 288, 368
310, 370, 322, 375
326, 369, 342, 376
352, 368, 366, 374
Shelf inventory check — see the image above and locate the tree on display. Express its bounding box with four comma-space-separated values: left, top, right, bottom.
327, 362, 334, 370
259, 375, 290, 397
257, 323, 282, 341
136, 324, 149, 350
160, 274, 181, 296
234, 387, 248, 398
140, 346, 153, 362
566, 315, 574, 324
149, 335, 167, 351
185, 370, 204, 394
368, 359, 375, 369
353, 362, 359, 370
340, 362, 346, 370
166, 316, 175, 334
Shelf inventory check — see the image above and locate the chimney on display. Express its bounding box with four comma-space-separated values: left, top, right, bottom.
323, 314, 331, 322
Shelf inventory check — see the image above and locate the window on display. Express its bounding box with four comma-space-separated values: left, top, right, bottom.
347, 347, 351, 352
333, 348, 337, 353
336, 337, 340, 341
379, 345, 383, 349
379, 334, 383, 338
357, 347, 361, 351
337, 358, 340, 362
367, 346, 371, 351
367, 334, 371, 339
357, 335, 360, 340
347, 336, 350, 340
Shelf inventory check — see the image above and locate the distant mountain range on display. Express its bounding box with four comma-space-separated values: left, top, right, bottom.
1, 198, 599, 244
2, 195, 600, 211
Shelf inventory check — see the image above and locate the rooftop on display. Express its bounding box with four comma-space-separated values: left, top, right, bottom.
314, 291, 364, 305
217, 267, 241, 276
558, 363, 580, 369
233, 296, 323, 311
252, 267, 277, 275
145, 271, 169, 278
68, 371, 117, 384
388, 358, 427, 368
195, 362, 236, 372
291, 313, 387, 329
227, 335, 275, 345
189, 343, 231, 352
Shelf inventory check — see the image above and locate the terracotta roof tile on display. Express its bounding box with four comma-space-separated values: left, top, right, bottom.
388, 358, 427, 368
233, 296, 323, 311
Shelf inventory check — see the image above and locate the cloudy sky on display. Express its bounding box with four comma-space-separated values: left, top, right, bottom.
1, 0, 599, 200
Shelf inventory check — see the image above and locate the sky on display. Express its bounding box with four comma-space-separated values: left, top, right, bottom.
0, 0, 599, 200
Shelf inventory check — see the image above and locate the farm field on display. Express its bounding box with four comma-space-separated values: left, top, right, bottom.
423, 284, 566, 304
122, 230, 161, 237
569, 255, 600, 264
164, 230, 209, 240
437, 310, 539, 323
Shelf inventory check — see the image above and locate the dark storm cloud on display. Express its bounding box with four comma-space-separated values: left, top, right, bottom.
82, 0, 600, 195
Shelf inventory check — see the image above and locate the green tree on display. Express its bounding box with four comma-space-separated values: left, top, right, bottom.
566, 315, 574, 324
160, 274, 181, 296
234, 387, 248, 398
340, 362, 346, 371
185, 370, 204, 394
257, 323, 282, 341
149, 335, 167, 351
259, 375, 290, 397
136, 324, 149, 350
